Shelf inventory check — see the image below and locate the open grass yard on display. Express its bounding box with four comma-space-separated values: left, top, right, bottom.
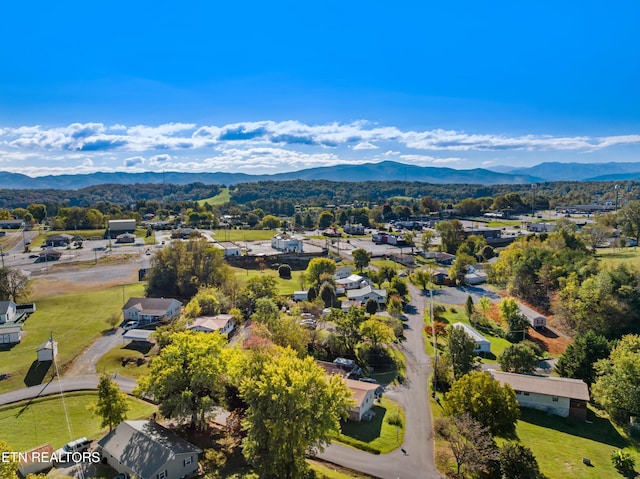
337, 397, 405, 454
431, 390, 640, 479
96, 342, 156, 379
211, 228, 277, 242
0, 392, 157, 451
198, 187, 231, 206
231, 266, 306, 295
597, 246, 640, 269
505, 407, 640, 479
308, 459, 375, 479
0, 283, 145, 393
370, 259, 401, 271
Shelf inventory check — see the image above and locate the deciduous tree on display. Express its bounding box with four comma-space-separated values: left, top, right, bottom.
555, 331, 611, 385
240, 348, 351, 479
305, 258, 337, 285
447, 325, 478, 380
444, 372, 520, 436
352, 248, 371, 272
0, 440, 18, 479
499, 343, 538, 374
91, 374, 129, 432
499, 442, 543, 479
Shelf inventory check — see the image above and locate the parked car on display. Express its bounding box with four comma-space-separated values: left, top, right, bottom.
29, 254, 39, 258
359, 377, 378, 384
122, 321, 139, 331
53, 437, 91, 463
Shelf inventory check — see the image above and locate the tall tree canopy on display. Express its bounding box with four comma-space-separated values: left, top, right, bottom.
91, 374, 129, 432
240, 348, 351, 479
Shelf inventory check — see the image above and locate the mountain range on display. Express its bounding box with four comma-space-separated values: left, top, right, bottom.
3, 160, 640, 189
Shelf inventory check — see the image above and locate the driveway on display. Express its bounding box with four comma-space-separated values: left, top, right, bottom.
430, 283, 500, 305
66, 328, 126, 376
318, 283, 443, 479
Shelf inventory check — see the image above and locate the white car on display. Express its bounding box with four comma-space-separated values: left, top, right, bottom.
122, 321, 139, 331
53, 437, 91, 463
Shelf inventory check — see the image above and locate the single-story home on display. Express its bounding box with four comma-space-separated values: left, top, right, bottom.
346, 285, 387, 306
18, 444, 54, 477
213, 241, 241, 257
334, 267, 354, 280
336, 274, 369, 291
0, 325, 22, 344
432, 269, 452, 286
0, 301, 19, 324
122, 298, 183, 324
345, 378, 380, 421
518, 303, 547, 328
37, 339, 58, 362
490, 371, 590, 420
187, 314, 235, 336
45, 234, 72, 248
451, 322, 491, 354
98, 420, 202, 479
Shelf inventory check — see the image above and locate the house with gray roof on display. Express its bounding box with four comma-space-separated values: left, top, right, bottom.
490, 371, 590, 420
122, 298, 182, 324
451, 322, 491, 354
0, 301, 19, 324
346, 285, 387, 306
98, 420, 201, 479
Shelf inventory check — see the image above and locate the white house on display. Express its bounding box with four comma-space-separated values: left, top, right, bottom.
490, 371, 590, 420
187, 314, 235, 336
122, 298, 183, 324
98, 420, 202, 479
518, 303, 547, 328
345, 379, 380, 421
451, 322, 491, 354
334, 266, 354, 280
213, 241, 241, 257
37, 339, 58, 362
463, 265, 488, 285
336, 274, 369, 291
0, 301, 18, 324
346, 285, 387, 306
0, 325, 22, 344
271, 234, 304, 253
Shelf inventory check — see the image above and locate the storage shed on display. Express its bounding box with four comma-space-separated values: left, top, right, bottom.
37, 339, 58, 362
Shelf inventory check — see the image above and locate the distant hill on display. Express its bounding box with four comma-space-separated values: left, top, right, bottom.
507, 162, 640, 182
2, 161, 543, 189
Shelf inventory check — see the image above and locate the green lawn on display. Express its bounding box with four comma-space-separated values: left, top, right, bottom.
337, 397, 405, 454
95, 342, 156, 379
0, 392, 157, 450
0, 283, 145, 393
429, 306, 512, 363
597, 247, 640, 269
502, 407, 640, 479
198, 187, 231, 206
308, 459, 374, 479
230, 266, 306, 295
370, 259, 401, 271
211, 228, 277, 242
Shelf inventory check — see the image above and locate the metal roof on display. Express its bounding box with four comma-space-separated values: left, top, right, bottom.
490, 371, 590, 401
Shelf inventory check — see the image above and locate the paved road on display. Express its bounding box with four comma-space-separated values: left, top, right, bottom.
0, 374, 138, 405
318, 283, 443, 479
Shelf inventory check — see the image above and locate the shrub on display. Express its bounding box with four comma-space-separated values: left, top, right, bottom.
611, 449, 635, 474
278, 264, 292, 278
386, 411, 403, 427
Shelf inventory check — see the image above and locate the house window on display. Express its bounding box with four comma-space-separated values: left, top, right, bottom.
157, 471, 167, 479
184, 457, 193, 467
523, 392, 530, 396
515, 390, 522, 395
552, 396, 559, 402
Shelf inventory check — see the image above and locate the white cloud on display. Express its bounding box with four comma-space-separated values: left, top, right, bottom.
353, 141, 379, 150
82, 158, 94, 167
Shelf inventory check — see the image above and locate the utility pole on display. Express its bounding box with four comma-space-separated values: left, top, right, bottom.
615, 184, 620, 211
531, 183, 537, 217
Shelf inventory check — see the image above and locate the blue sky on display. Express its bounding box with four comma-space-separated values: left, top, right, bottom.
1, 1, 639, 176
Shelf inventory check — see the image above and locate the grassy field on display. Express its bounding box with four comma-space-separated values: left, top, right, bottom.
597, 247, 640, 269
431, 391, 639, 479
337, 397, 405, 454
95, 342, 156, 379
230, 266, 306, 295
0, 392, 157, 450
0, 283, 145, 393
198, 187, 231, 206
211, 228, 277, 242
308, 459, 375, 479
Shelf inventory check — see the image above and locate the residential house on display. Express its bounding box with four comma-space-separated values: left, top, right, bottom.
18, 444, 54, 477
343, 223, 366, 235
334, 266, 354, 280
271, 234, 304, 253
0, 301, 19, 324
345, 378, 380, 421
431, 268, 452, 286
187, 314, 235, 336
451, 322, 491, 354
122, 298, 183, 324
0, 325, 22, 344
464, 265, 488, 285
490, 371, 590, 420
518, 303, 547, 328
98, 420, 202, 479
45, 234, 72, 248
336, 274, 369, 291
346, 285, 387, 306
213, 241, 241, 257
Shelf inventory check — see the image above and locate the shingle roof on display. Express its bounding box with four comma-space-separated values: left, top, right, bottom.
345, 378, 379, 407
0, 301, 15, 315
452, 322, 490, 344
122, 297, 181, 314
490, 371, 590, 401
98, 421, 201, 479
